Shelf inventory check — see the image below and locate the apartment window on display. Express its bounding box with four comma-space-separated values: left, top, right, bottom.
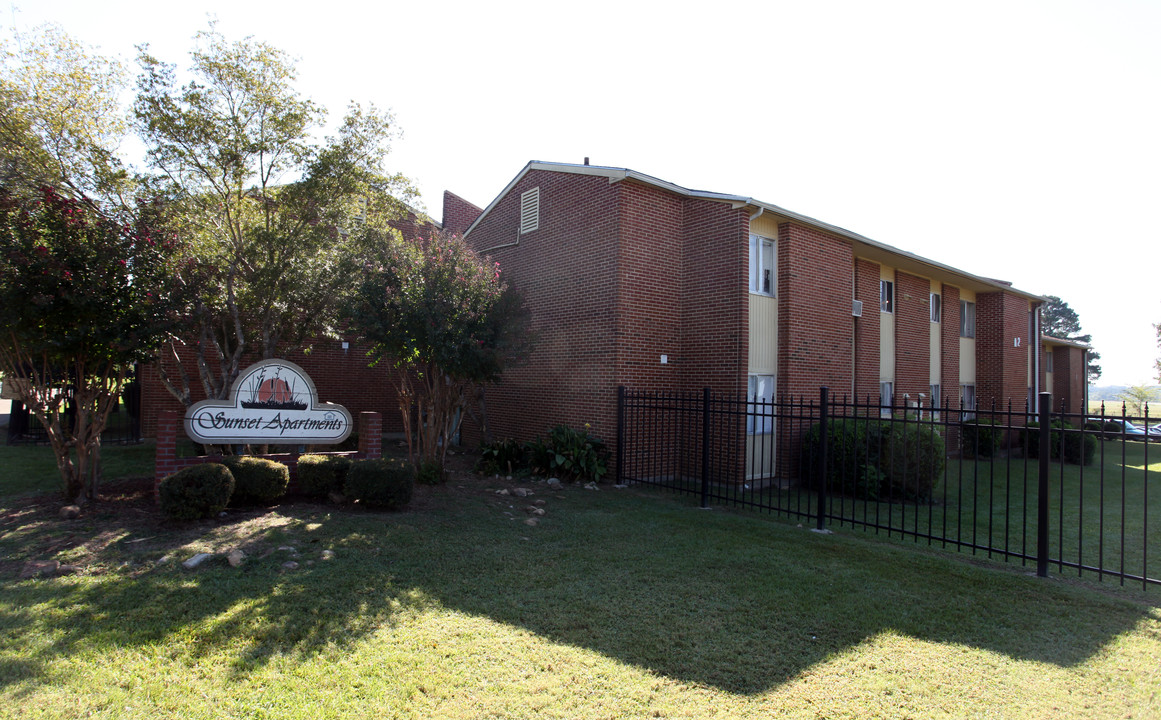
930, 293, 942, 323
960, 300, 976, 338
747, 374, 776, 434
961, 384, 976, 421
749, 235, 776, 296
520, 187, 540, 234
930, 383, 941, 419
1045, 350, 1054, 373
880, 381, 894, 418
880, 280, 894, 313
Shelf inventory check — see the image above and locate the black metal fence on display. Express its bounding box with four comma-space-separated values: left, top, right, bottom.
616, 386, 1158, 591
5, 379, 142, 446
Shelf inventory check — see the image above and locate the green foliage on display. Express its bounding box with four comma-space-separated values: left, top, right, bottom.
416, 460, 444, 486
1041, 295, 1100, 383
134, 25, 415, 407
475, 438, 526, 475
804, 418, 944, 501
296, 454, 352, 498
344, 458, 414, 509
961, 418, 1002, 459
222, 456, 289, 505
525, 425, 609, 483
1022, 420, 1095, 466
0, 187, 186, 500
349, 231, 532, 471
0, 24, 133, 208
1116, 384, 1159, 417
158, 462, 235, 520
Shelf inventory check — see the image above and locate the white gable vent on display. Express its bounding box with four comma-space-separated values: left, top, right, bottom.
852, 299, 863, 317
520, 187, 540, 234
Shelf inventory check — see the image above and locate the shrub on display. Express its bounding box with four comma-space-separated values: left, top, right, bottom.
1022, 420, 1094, 465
878, 423, 945, 500
223, 456, 290, 505
297, 454, 352, 497
526, 424, 609, 483
159, 463, 235, 520
344, 458, 413, 509
803, 417, 944, 501
416, 460, 444, 485
802, 419, 881, 499
961, 418, 1001, 458
475, 438, 525, 475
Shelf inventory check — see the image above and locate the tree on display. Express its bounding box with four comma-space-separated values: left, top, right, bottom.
348, 232, 532, 474
134, 26, 415, 409
0, 187, 185, 501
1040, 295, 1101, 383
1116, 384, 1160, 418
0, 24, 134, 213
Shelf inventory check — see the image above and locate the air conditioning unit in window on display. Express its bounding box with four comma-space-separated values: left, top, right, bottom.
852, 299, 863, 317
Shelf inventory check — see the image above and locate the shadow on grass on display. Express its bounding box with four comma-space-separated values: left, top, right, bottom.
0, 483, 1157, 697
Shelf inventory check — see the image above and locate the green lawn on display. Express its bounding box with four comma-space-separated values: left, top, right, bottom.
720, 438, 1160, 588
1, 444, 1159, 718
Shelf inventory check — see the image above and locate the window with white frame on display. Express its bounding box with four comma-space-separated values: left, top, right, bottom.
1046, 349, 1054, 373
960, 384, 976, 420
930, 293, 942, 323
880, 381, 894, 418
749, 235, 776, 296
747, 374, 776, 434
930, 383, 941, 406
960, 300, 976, 338
880, 280, 894, 313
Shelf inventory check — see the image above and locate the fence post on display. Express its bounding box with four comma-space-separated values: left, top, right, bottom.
616, 386, 625, 485
1037, 391, 1051, 577
816, 386, 829, 532
700, 387, 711, 509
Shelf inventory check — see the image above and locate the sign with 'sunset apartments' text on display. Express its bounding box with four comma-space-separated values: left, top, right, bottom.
184, 360, 353, 445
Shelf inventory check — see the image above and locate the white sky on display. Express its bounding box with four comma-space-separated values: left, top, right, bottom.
7, 0, 1160, 386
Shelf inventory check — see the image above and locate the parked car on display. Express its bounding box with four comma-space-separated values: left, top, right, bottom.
1148, 423, 1161, 438
1099, 419, 1150, 439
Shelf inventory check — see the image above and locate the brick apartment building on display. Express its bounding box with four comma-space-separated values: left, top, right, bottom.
450, 160, 1076, 462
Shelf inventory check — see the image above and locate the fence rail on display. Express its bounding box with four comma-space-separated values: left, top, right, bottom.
617, 386, 1158, 591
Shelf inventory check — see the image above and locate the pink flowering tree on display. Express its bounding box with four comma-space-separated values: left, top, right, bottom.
348, 232, 531, 475
0, 187, 186, 501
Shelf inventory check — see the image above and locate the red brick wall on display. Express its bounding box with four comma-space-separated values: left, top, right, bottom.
853, 259, 881, 403
895, 271, 931, 402
976, 291, 1030, 410
940, 284, 961, 406
1052, 346, 1085, 415
442, 191, 483, 236
678, 198, 749, 396
613, 181, 685, 395
141, 339, 403, 439
463, 169, 622, 448
776, 223, 854, 400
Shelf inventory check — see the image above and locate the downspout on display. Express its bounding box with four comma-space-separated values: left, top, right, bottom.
1033, 303, 1041, 406
479, 224, 521, 254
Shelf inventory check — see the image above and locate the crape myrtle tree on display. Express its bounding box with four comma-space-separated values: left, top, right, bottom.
1040, 295, 1102, 384
134, 25, 415, 408
0, 188, 186, 501
349, 231, 531, 475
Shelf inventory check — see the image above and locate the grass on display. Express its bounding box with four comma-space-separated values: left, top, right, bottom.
709, 436, 1160, 588
0, 443, 156, 499
1, 446, 1160, 718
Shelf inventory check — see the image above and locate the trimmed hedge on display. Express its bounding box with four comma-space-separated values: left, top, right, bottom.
159, 463, 235, 520
344, 458, 414, 509
961, 418, 1002, 458
1022, 420, 1096, 466
803, 418, 945, 501
297, 454, 352, 498
223, 456, 290, 505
